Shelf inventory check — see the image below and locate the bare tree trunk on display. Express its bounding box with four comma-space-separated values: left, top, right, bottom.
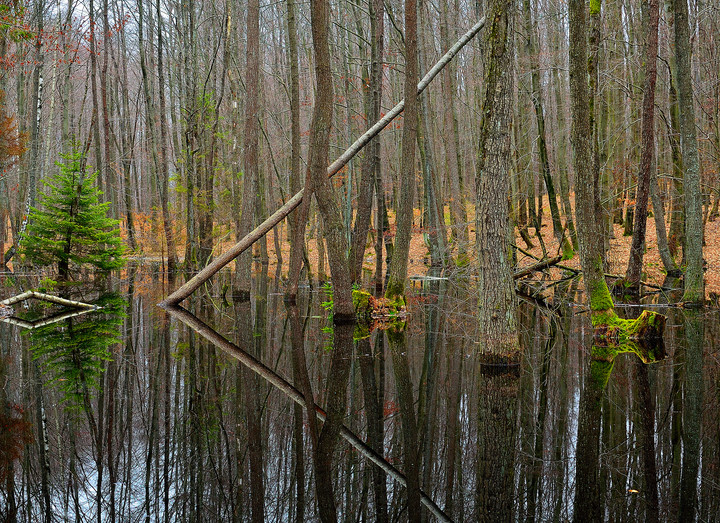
234, 0, 261, 298
350, 0, 384, 283
522, 0, 572, 258
307, 0, 354, 319
476, 0, 518, 356
286, 0, 304, 288
625, 0, 660, 290
673, 0, 704, 304
155, 0, 177, 272
385, 0, 418, 302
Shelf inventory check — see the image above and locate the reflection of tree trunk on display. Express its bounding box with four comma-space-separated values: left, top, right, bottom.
292, 401, 306, 523
389, 330, 422, 521
573, 357, 606, 523
633, 357, 659, 523
678, 310, 703, 519
315, 323, 354, 521
244, 313, 265, 522
475, 369, 519, 522
32, 359, 52, 523
358, 336, 388, 522
527, 318, 554, 522
443, 337, 462, 517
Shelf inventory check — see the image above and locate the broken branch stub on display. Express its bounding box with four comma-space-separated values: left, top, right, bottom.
159, 16, 486, 307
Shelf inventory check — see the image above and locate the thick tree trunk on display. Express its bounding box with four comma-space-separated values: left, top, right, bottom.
234, 0, 261, 298
476, 0, 518, 355
673, 0, 704, 304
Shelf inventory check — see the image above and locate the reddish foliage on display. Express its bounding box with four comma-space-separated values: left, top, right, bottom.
0, 403, 34, 483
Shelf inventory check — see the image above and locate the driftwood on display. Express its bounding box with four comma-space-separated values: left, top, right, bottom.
160, 16, 487, 307
162, 303, 451, 522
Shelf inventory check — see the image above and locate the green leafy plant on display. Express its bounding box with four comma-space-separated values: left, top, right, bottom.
19, 148, 126, 279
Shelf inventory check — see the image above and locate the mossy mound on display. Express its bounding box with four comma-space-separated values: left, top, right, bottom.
592, 309, 665, 344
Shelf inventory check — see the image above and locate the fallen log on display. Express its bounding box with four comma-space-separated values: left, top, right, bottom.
160, 16, 487, 307
512, 254, 563, 280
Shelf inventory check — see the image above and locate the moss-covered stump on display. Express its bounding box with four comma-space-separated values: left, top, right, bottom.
352, 289, 406, 321
350, 289, 407, 340
592, 309, 665, 344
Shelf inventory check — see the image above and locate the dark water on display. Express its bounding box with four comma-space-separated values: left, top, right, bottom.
1, 267, 719, 522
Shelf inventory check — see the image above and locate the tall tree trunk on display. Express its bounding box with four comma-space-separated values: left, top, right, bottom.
569, 0, 616, 322
350, 0, 384, 283
476, 0, 518, 356
625, 0, 660, 289
522, 0, 572, 258
440, 0, 469, 260
234, 0, 260, 298
307, 0, 354, 319
155, 0, 178, 272
286, 0, 304, 287
385, 0, 418, 302
673, 0, 704, 304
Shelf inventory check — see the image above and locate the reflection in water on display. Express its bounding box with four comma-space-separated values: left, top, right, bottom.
1, 272, 720, 521
574, 340, 666, 522
163, 302, 450, 521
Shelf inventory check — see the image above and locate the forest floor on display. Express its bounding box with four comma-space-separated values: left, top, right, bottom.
8, 194, 719, 297
124, 193, 720, 298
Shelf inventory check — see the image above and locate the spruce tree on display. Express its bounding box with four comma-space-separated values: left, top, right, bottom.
19, 149, 125, 279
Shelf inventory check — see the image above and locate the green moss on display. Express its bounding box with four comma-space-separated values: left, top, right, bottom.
384, 278, 405, 303
353, 322, 370, 341
352, 289, 373, 313
589, 0, 602, 16
589, 358, 615, 390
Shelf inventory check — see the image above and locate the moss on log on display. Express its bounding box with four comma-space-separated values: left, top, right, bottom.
592, 309, 665, 344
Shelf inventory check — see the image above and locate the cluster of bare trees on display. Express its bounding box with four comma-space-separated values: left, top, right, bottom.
0, 0, 712, 296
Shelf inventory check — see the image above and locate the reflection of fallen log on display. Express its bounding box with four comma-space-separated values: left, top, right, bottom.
159, 17, 487, 308
162, 304, 451, 522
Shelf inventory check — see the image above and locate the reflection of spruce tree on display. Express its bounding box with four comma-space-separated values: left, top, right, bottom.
19, 149, 125, 280
27, 293, 125, 409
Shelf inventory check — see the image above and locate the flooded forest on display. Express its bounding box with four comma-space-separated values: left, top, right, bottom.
1, 0, 720, 521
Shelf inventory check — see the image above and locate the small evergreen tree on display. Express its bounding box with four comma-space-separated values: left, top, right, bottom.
19, 149, 125, 279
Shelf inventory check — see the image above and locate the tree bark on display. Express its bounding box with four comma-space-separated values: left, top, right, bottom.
476, 0, 518, 355
673, 0, 704, 304
234, 0, 261, 298
385, 0, 418, 302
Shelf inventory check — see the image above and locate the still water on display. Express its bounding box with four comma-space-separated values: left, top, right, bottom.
1, 266, 719, 522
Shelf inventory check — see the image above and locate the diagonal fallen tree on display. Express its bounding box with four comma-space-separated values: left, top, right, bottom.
159, 16, 486, 307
